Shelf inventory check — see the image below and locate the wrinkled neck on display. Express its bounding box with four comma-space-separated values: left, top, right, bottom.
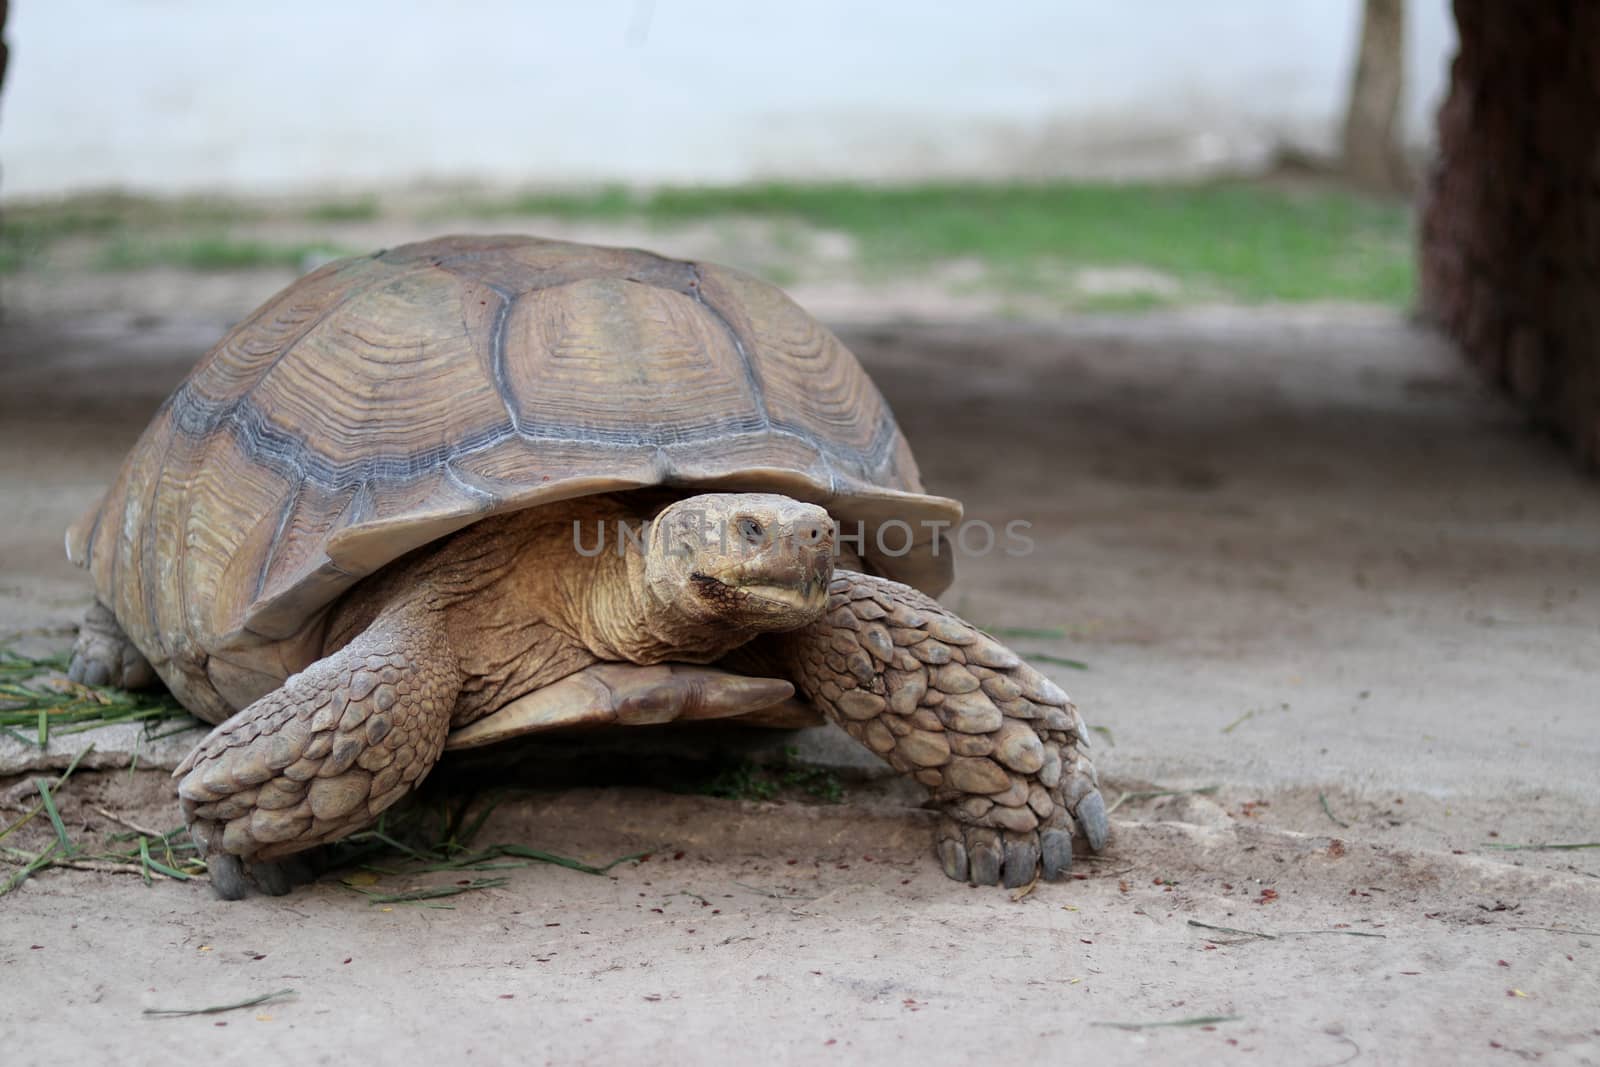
329, 501, 752, 674
570, 541, 745, 665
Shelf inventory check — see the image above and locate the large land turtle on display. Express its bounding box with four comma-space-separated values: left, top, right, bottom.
65, 235, 1106, 898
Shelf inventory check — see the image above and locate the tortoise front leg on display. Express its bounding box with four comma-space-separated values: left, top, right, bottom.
780, 571, 1108, 888
173, 604, 459, 898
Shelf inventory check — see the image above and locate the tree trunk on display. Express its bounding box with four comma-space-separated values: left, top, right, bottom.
1420, 0, 1600, 468
1342, 0, 1407, 192
1, 0, 10, 317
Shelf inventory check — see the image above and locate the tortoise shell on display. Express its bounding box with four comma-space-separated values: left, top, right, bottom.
67, 235, 961, 722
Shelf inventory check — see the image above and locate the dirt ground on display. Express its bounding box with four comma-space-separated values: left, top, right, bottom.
1, 255, 1598, 1064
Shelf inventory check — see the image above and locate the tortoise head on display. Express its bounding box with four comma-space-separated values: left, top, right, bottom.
644, 493, 834, 632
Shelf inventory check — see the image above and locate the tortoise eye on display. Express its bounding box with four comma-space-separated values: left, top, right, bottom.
736, 517, 765, 544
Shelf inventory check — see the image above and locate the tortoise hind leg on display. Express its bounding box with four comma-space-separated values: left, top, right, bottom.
776, 570, 1108, 889
68, 600, 157, 689
173, 603, 460, 898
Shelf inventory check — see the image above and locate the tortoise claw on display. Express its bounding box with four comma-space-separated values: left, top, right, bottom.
69, 658, 110, 687
208, 854, 249, 901
966, 828, 1003, 886
1001, 832, 1042, 889
1074, 790, 1110, 853
937, 836, 968, 882
1040, 828, 1074, 880
252, 861, 292, 897
938, 819, 1082, 886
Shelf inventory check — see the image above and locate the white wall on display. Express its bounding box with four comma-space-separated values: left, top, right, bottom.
0, 0, 1456, 197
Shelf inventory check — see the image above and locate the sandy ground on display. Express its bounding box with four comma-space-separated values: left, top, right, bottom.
1, 276, 1598, 1064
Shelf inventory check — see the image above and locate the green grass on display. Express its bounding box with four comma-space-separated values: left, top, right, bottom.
0, 745, 639, 899
463, 179, 1415, 305
96, 234, 350, 272
144, 989, 297, 1018
690, 746, 845, 804
4, 193, 246, 238
1, 194, 263, 273
0, 194, 273, 273
305, 196, 381, 222
0, 745, 212, 895
1, 208, 123, 273
466, 184, 641, 220
325, 792, 644, 907
0, 648, 196, 745
5, 178, 1414, 304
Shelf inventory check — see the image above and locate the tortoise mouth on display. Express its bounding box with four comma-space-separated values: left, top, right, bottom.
689, 571, 829, 615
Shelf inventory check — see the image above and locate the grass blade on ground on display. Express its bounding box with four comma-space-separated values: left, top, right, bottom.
0, 842, 60, 895
1105, 783, 1219, 816
488, 843, 647, 875
1093, 1014, 1242, 1031
984, 625, 1067, 640
0, 647, 195, 739
144, 989, 296, 1018
0, 744, 94, 846
1025, 652, 1089, 670
1319, 792, 1350, 828
1187, 919, 1275, 940
33, 777, 73, 855
1188, 919, 1385, 940
357, 877, 510, 904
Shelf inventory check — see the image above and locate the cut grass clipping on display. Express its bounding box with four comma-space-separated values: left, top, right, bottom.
329, 793, 644, 908
145, 989, 296, 1018
1, 648, 641, 898
1187, 919, 1387, 941
0, 744, 210, 895
0, 647, 196, 748
2, 771, 641, 899
1093, 1015, 1243, 1031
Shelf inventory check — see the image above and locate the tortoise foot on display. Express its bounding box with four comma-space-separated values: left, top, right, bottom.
204, 854, 318, 900
68, 600, 156, 690
175, 605, 459, 888
787, 570, 1109, 889
935, 780, 1109, 887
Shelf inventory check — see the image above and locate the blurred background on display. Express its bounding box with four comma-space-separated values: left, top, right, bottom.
3, 1, 1452, 192
0, 0, 1439, 323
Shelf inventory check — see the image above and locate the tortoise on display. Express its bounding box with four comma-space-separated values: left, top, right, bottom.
64, 235, 1107, 898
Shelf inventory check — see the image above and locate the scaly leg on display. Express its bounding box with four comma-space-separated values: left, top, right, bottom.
780, 571, 1108, 888
68, 600, 157, 689
173, 603, 459, 898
